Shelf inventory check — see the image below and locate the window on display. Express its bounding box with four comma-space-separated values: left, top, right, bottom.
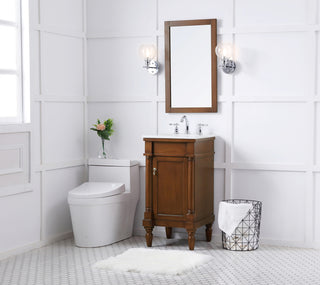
0, 0, 29, 124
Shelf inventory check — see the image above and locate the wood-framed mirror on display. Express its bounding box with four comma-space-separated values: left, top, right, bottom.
165, 19, 217, 113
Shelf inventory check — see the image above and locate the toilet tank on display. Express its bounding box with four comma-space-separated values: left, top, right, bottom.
88, 159, 139, 197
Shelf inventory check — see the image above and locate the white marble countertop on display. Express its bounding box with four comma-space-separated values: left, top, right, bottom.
142, 134, 215, 140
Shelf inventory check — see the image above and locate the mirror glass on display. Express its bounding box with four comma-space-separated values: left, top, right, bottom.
165, 19, 217, 113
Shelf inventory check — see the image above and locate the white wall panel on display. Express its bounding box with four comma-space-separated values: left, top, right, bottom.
235, 0, 309, 27
0, 133, 29, 188
29, 30, 40, 96
157, 36, 165, 98
43, 103, 85, 164
40, 0, 83, 33
44, 166, 86, 239
233, 103, 308, 164
0, 173, 40, 252
88, 38, 156, 99
33, 102, 41, 167
318, 32, 320, 97
315, 173, 320, 242
232, 170, 306, 242
157, 102, 227, 163
0, 147, 21, 173
213, 169, 225, 235
235, 32, 312, 97
87, 0, 156, 35
316, 103, 320, 165
133, 167, 146, 233
158, 0, 233, 33
41, 33, 83, 96
88, 102, 154, 160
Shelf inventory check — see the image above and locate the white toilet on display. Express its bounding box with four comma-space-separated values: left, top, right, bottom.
68, 159, 139, 247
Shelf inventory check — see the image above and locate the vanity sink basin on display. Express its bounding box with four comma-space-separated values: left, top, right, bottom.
142, 134, 214, 140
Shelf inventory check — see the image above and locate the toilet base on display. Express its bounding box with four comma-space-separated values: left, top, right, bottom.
69, 194, 138, 247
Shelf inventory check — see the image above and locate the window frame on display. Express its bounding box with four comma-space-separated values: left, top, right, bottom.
0, 0, 25, 124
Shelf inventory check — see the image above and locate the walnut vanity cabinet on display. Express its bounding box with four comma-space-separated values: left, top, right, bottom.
142, 136, 215, 250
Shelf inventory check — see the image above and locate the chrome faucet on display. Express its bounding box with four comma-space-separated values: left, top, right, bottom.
180, 115, 189, 134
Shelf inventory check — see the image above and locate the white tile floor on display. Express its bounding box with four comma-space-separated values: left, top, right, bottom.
1, 236, 320, 285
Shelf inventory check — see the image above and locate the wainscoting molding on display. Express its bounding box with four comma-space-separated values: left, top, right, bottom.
0, 144, 24, 176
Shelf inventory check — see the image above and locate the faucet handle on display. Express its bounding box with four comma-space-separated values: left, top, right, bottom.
169, 123, 179, 134
197, 123, 208, 135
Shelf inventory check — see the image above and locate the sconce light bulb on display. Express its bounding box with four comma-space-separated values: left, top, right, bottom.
139, 44, 157, 60
215, 43, 233, 60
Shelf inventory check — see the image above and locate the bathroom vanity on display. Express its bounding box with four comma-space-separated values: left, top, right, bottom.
143, 135, 215, 250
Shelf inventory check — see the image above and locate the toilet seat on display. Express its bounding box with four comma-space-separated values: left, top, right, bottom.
68, 182, 125, 199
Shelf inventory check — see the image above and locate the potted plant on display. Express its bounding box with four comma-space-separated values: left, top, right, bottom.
90, 119, 114, 159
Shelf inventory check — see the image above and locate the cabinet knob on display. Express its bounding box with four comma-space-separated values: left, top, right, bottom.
153, 168, 157, 176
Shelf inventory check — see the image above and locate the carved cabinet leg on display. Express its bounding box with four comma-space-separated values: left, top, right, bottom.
144, 226, 154, 247
165, 227, 172, 239
205, 222, 213, 242
187, 230, 195, 250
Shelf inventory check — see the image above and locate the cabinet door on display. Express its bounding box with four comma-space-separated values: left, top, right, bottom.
153, 157, 188, 219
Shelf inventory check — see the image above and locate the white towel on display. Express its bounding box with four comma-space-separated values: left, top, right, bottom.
218, 201, 252, 236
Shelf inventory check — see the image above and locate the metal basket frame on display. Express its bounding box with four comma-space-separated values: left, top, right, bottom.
222, 199, 262, 251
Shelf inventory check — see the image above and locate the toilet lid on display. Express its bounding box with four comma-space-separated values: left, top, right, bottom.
68, 182, 125, 199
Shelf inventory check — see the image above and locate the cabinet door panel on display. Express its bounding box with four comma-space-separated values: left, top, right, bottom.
153, 157, 187, 217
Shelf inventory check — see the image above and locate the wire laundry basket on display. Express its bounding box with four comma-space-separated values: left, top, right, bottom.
222, 199, 262, 251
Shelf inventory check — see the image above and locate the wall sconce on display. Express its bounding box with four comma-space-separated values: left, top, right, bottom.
139, 44, 159, 75
215, 43, 236, 74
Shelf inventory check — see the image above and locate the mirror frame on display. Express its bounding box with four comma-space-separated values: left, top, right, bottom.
165, 19, 217, 113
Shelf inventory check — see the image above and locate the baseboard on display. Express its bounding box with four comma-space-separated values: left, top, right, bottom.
134, 226, 220, 242
0, 231, 73, 261
259, 238, 320, 249
43, 231, 73, 246
133, 227, 320, 249
0, 241, 42, 261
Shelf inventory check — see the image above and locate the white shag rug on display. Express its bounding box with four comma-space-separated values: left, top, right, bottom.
93, 248, 212, 275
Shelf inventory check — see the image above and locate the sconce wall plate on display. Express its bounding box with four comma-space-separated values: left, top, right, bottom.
144, 58, 159, 75
221, 57, 236, 74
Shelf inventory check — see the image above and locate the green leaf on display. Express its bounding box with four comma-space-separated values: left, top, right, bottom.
91, 118, 114, 139
100, 132, 110, 140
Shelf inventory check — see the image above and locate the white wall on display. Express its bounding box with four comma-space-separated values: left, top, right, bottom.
34, 0, 87, 243
1, 0, 319, 256
87, 0, 320, 248
0, 0, 86, 257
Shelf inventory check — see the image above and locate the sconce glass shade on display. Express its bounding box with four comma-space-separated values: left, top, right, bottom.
139, 44, 159, 75
215, 43, 236, 74
139, 44, 157, 59
215, 43, 234, 59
